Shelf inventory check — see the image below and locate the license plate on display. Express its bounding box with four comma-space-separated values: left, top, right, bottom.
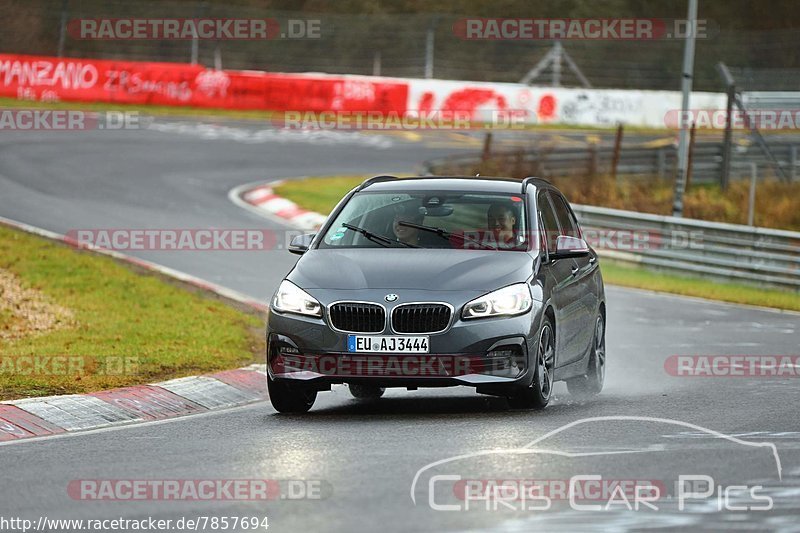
347, 335, 429, 353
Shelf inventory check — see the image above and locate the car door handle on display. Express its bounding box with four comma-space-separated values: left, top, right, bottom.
571, 264, 579, 276
589, 255, 597, 264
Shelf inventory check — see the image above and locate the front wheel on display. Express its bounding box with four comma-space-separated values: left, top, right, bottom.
567, 314, 606, 400
268, 375, 317, 413
507, 316, 555, 410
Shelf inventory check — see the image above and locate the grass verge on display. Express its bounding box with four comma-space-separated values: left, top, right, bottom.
0, 96, 279, 122
0, 224, 265, 400
274, 175, 373, 214
601, 260, 800, 312
273, 175, 800, 311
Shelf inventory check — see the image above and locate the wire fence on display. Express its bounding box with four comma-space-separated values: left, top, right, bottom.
423, 139, 799, 184
3, 0, 800, 91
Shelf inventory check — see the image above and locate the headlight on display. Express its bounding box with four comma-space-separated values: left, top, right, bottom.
462, 283, 532, 319
272, 280, 322, 317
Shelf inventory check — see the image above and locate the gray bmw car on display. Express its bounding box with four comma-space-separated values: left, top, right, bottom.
267, 176, 606, 413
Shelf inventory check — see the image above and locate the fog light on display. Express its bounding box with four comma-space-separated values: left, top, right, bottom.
484, 346, 524, 378
487, 349, 516, 358
279, 346, 300, 355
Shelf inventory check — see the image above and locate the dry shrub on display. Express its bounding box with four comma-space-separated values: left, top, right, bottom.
438, 158, 799, 230
549, 174, 798, 231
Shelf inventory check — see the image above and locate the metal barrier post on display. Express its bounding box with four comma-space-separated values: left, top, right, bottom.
747, 162, 758, 226
716, 63, 736, 191
57, 0, 68, 57
686, 122, 697, 191
611, 124, 623, 181
480, 133, 493, 162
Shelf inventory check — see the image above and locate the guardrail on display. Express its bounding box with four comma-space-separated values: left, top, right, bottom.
424, 141, 800, 183
742, 91, 800, 109
571, 204, 800, 290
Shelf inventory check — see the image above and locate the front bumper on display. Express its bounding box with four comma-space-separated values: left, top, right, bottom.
266, 302, 543, 391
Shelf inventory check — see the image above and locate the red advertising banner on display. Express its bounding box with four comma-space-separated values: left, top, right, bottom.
0, 54, 408, 113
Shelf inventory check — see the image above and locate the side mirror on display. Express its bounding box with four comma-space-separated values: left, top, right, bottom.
288, 233, 316, 255
552, 235, 590, 259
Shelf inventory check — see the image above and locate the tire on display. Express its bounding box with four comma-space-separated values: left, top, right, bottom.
349, 383, 386, 400
507, 316, 555, 410
267, 374, 317, 413
567, 314, 606, 400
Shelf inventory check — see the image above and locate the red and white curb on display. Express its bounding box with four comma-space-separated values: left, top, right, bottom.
229, 178, 328, 231
0, 365, 268, 441
0, 215, 271, 443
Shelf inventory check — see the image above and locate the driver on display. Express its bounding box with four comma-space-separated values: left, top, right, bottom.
392, 205, 424, 245
487, 203, 518, 248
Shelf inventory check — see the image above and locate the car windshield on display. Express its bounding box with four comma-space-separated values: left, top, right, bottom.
319, 191, 528, 251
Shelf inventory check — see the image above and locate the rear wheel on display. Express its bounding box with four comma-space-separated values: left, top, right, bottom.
268, 375, 317, 413
507, 316, 555, 410
567, 314, 606, 400
349, 384, 385, 400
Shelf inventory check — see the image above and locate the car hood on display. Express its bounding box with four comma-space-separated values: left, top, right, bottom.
287, 248, 533, 291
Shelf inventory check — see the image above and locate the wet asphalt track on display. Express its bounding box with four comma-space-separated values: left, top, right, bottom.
0, 119, 799, 532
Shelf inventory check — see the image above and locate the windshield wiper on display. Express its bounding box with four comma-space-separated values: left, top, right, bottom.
341, 223, 418, 248
398, 222, 497, 250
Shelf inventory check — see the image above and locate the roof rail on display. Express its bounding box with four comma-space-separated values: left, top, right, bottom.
520, 176, 553, 193
520, 176, 537, 194
357, 175, 399, 191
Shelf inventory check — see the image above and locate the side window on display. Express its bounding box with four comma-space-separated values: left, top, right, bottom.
537, 192, 560, 253
550, 193, 581, 239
